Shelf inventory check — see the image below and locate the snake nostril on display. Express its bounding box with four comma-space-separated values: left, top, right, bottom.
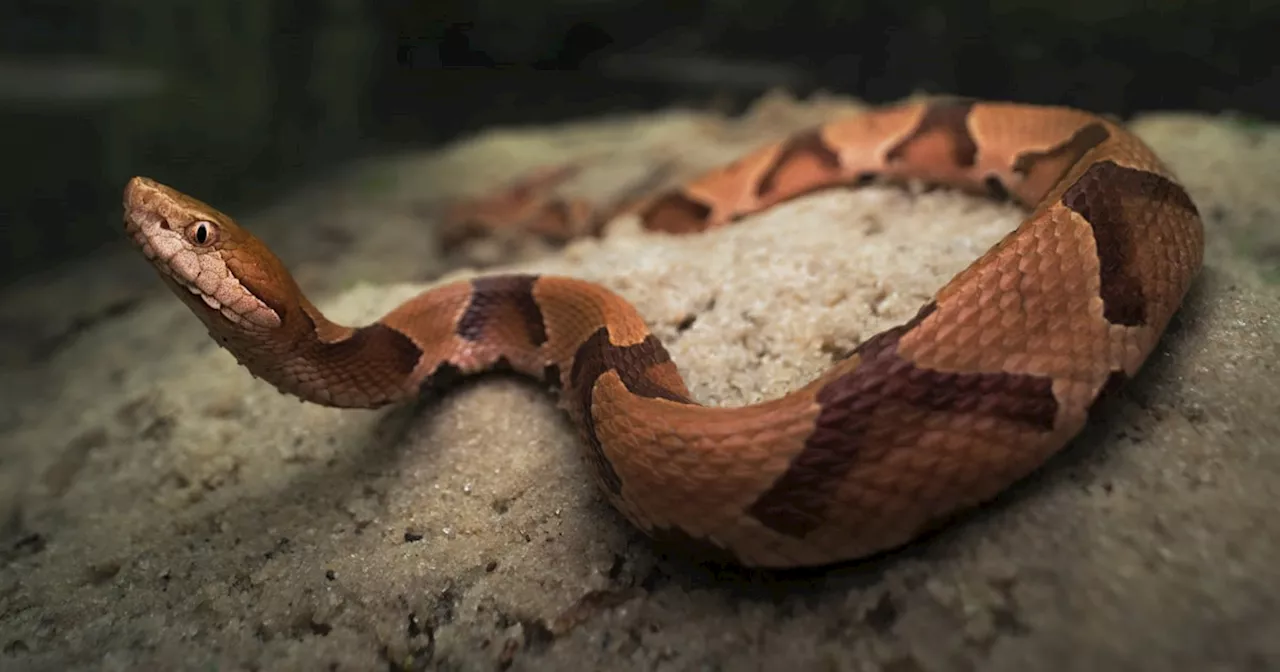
159, 218, 171, 231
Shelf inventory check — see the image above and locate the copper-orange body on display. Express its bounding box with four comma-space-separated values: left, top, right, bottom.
123, 100, 1203, 567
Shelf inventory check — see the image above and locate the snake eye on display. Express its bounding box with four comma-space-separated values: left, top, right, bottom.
186, 220, 217, 247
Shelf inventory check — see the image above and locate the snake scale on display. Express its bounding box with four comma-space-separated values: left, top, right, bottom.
122, 99, 1204, 568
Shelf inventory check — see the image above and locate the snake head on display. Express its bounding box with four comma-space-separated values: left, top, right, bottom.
122, 176, 292, 334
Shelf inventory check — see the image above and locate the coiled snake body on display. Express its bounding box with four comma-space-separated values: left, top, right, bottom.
123, 100, 1203, 568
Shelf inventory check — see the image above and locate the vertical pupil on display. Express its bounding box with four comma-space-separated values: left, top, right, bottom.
196, 225, 207, 244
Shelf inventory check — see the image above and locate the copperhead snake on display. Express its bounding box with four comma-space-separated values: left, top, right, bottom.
122, 99, 1204, 568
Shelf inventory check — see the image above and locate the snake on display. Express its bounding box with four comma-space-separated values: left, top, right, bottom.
122, 99, 1204, 568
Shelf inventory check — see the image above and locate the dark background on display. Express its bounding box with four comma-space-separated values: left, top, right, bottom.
1, 0, 1275, 286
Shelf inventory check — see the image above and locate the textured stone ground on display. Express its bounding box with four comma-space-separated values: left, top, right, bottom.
1, 93, 1277, 671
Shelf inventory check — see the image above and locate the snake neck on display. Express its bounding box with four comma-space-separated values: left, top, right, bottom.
208, 296, 423, 409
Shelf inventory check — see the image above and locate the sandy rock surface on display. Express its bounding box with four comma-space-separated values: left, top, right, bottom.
1, 93, 1277, 671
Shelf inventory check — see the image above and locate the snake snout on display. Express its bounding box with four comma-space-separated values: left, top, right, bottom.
122, 176, 171, 231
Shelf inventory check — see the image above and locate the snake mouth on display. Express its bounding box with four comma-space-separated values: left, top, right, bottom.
122, 177, 284, 331
127, 219, 222, 317
121, 189, 247, 325
139, 238, 274, 331
122, 179, 222, 314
